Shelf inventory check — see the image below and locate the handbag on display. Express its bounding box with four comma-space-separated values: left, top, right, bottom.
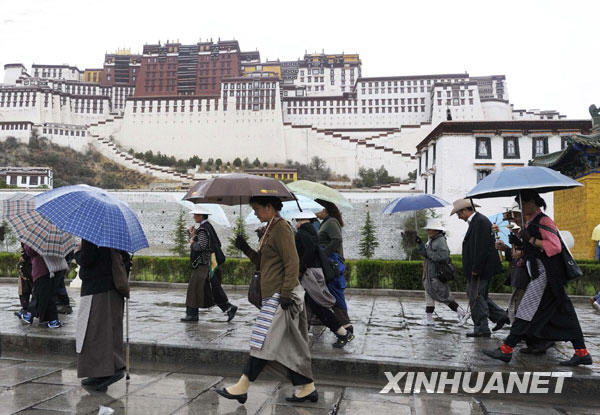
536, 224, 583, 281
248, 271, 262, 309
110, 249, 130, 298
436, 258, 457, 283
318, 248, 338, 283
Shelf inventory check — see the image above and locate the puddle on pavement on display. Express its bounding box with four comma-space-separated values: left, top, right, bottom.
154, 302, 186, 308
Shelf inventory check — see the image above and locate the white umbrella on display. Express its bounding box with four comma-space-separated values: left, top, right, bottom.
175, 198, 231, 227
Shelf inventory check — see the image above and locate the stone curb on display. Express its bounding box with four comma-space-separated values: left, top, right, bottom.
0, 278, 593, 304
1, 332, 598, 398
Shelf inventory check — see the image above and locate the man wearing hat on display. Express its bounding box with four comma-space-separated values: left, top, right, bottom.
181, 206, 237, 322
452, 199, 508, 337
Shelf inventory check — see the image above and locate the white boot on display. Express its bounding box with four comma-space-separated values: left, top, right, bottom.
456, 306, 470, 326
421, 313, 435, 326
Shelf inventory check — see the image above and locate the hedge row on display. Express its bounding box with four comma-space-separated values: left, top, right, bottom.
1, 252, 598, 295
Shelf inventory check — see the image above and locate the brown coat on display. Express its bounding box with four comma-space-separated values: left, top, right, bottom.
242, 218, 299, 299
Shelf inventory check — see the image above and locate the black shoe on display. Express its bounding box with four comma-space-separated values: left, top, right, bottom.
466, 332, 491, 338
57, 304, 73, 315
483, 347, 512, 363
81, 377, 102, 386
286, 390, 319, 403
226, 305, 238, 322
346, 325, 354, 334
333, 332, 355, 348
214, 387, 248, 404
559, 353, 593, 366
180, 315, 199, 322
94, 371, 124, 391
492, 317, 510, 332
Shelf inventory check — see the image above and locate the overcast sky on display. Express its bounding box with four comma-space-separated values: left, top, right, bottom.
0, 0, 598, 118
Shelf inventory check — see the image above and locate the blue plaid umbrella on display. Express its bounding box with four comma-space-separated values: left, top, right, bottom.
35, 185, 149, 253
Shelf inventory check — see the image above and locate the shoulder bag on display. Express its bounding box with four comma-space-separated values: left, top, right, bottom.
111, 249, 130, 298
536, 224, 583, 281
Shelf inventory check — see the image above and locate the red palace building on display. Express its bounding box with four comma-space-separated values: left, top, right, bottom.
133, 39, 248, 98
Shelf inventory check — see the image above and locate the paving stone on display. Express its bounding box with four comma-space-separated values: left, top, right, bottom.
480, 399, 564, 415
131, 373, 221, 400
0, 383, 72, 415
413, 395, 484, 415
337, 400, 412, 415
0, 362, 64, 387
102, 395, 191, 415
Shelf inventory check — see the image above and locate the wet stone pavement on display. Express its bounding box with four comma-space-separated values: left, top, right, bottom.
1, 283, 600, 413
0, 353, 599, 415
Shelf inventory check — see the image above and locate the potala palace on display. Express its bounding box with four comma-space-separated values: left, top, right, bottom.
0, 39, 569, 183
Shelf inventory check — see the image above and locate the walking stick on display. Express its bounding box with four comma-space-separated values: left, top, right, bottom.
126, 296, 130, 381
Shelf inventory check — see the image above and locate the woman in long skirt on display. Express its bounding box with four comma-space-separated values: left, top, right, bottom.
484, 191, 592, 366
315, 199, 353, 333
215, 196, 318, 404
75, 239, 128, 390
416, 220, 466, 325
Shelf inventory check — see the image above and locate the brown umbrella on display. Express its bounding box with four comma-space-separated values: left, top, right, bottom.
183, 173, 295, 205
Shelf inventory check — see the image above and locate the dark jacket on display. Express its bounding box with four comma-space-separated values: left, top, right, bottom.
462, 212, 503, 279
295, 223, 321, 274
23, 245, 49, 282
318, 216, 344, 258
75, 239, 115, 296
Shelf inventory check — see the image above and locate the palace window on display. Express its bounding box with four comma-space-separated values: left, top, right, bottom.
503, 137, 520, 159
477, 169, 492, 183
532, 137, 549, 157
475, 137, 492, 159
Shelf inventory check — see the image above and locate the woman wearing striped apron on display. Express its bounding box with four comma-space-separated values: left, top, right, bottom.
215, 196, 318, 404
483, 190, 592, 366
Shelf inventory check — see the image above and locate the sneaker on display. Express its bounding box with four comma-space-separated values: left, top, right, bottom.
21, 312, 33, 324
14, 310, 24, 318
47, 320, 62, 329
592, 301, 600, 313
332, 332, 355, 348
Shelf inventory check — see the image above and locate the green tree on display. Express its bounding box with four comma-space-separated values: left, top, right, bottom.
227, 216, 249, 257
233, 157, 242, 167
1, 221, 17, 252
253, 157, 260, 167
215, 158, 223, 169
359, 211, 379, 259
170, 210, 189, 257
207, 158, 214, 167
408, 169, 417, 181
400, 210, 430, 260
243, 157, 251, 168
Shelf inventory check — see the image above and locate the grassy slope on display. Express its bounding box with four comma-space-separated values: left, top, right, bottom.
0, 136, 153, 189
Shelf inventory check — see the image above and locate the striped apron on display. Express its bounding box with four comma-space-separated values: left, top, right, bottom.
249, 292, 281, 351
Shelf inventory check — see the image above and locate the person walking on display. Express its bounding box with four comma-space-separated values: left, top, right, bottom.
215, 196, 318, 404
19, 244, 62, 328
315, 199, 353, 334
452, 199, 508, 338
75, 239, 128, 390
181, 206, 237, 322
292, 210, 354, 348
416, 219, 467, 325
483, 191, 592, 366
43, 253, 72, 315
15, 244, 33, 319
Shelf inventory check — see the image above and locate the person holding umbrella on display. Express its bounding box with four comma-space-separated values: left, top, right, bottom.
451, 199, 509, 337
215, 195, 318, 404
416, 219, 467, 325
484, 191, 592, 365
315, 199, 353, 335
292, 210, 354, 348
181, 205, 237, 322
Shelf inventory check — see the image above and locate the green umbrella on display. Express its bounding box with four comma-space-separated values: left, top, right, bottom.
287, 180, 352, 209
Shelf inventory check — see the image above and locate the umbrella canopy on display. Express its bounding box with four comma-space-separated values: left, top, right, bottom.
287, 180, 352, 209
382, 194, 450, 214
592, 224, 600, 241
183, 173, 295, 205
488, 212, 510, 246
35, 185, 149, 253
176, 199, 231, 227
246, 194, 323, 224
466, 166, 582, 199
2, 193, 79, 256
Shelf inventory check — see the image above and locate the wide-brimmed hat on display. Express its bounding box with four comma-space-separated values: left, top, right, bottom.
190, 205, 212, 215
423, 219, 445, 232
450, 198, 480, 215
508, 203, 521, 213
290, 210, 317, 220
